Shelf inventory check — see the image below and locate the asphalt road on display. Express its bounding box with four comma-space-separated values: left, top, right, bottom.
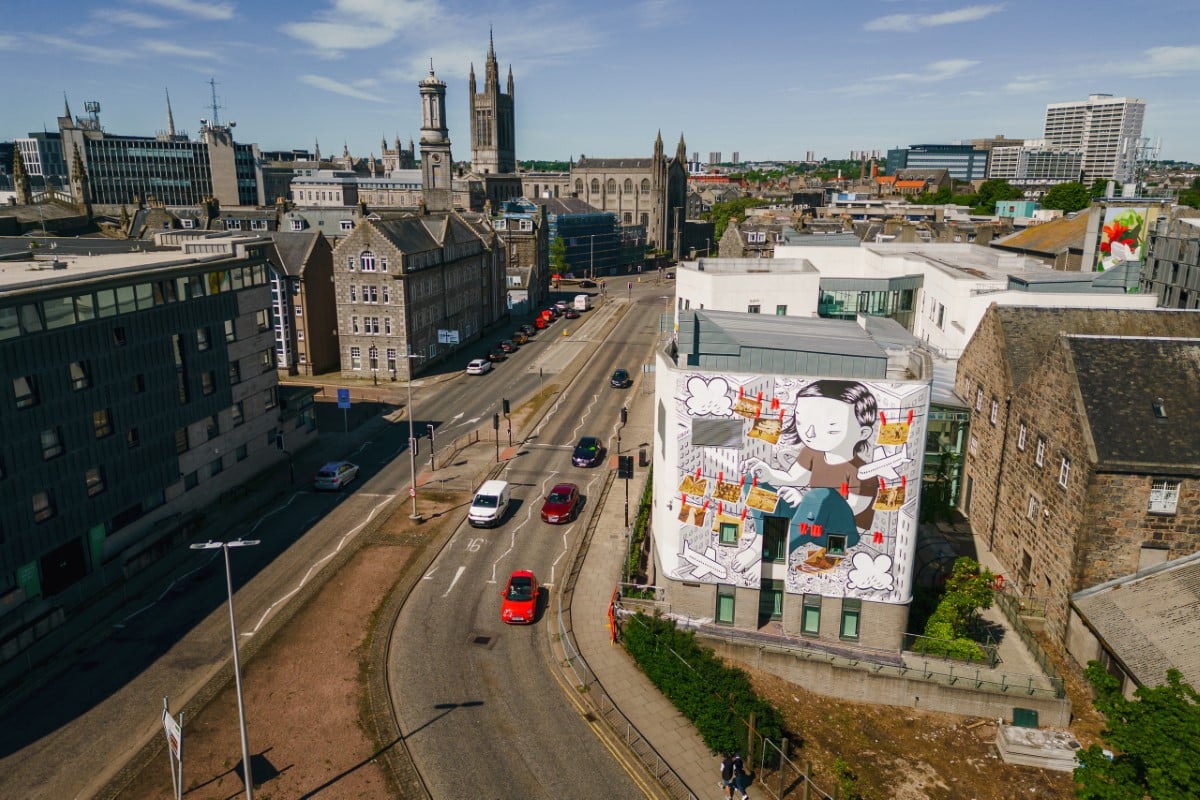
389, 293, 663, 799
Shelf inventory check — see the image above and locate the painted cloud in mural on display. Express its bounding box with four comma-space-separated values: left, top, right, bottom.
666, 372, 929, 604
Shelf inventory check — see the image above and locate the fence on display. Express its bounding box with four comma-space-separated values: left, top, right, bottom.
993, 589, 1063, 694
900, 631, 1000, 668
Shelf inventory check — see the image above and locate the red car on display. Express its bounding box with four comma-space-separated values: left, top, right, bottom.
540, 482, 581, 524
500, 570, 539, 624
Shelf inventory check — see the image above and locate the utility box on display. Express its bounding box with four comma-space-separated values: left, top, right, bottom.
639, 447, 649, 467
1012, 707, 1039, 728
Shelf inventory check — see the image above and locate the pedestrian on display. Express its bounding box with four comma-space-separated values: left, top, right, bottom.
718, 753, 735, 798
731, 752, 750, 799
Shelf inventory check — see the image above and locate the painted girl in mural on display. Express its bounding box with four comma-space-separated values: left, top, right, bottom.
742, 379, 881, 530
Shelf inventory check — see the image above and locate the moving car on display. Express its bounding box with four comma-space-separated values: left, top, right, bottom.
564, 308, 580, 319
466, 358, 492, 375
610, 368, 631, 388
314, 461, 359, 491
573, 294, 592, 311
468, 479, 511, 527
500, 569, 539, 624
498, 339, 518, 353
540, 482, 581, 524
571, 436, 604, 468
578, 279, 597, 288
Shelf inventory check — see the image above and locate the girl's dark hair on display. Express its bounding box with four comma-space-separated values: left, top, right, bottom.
779, 380, 878, 460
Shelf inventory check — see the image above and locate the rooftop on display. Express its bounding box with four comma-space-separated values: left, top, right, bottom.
683, 257, 818, 275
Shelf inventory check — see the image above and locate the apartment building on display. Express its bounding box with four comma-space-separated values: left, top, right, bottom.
1043, 95, 1146, 184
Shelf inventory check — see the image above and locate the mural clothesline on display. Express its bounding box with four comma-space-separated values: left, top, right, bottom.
667, 374, 930, 604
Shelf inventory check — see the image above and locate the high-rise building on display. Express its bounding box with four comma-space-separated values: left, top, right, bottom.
708, 151, 722, 165
1042, 94, 1145, 184
731, 151, 740, 164
986, 140, 1083, 187
468, 31, 516, 176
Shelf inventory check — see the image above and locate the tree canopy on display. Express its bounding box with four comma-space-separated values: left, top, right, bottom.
1041, 182, 1093, 213
704, 197, 771, 243
1074, 663, 1200, 800
1178, 176, 1200, 210
548, 236, 567, 273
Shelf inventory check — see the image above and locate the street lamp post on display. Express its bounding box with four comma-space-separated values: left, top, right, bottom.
190, 539, 261, 800
404, 352, 422, 520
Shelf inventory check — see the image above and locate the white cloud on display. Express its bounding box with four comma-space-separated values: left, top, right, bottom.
137, 0, 235, 20
32, 34, 135, 63
865, 3, 1003, 32
0, 34, 18, 49
1133, 45, 1200, 76
299, 74, 386, 102
1004, 73, 1052, 93
101, 9, 170, 28
143, 40, 217, 59
282, 0, 437, 56
837, 59, 978, 96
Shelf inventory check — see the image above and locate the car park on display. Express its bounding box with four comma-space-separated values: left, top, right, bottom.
564, 308, 580, 319
499, 339, 518, 353
500, 570, 539, 624
610, 368, 631, 388
511, 331, 529, 345
314, 461, 359, 491
466, 358, 492, 375
571, 436, 604, 468
540, 482, 581, 524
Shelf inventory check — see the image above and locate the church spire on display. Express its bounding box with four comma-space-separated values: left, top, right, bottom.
166, 89, 176, 137
469, 61, 476, 96
654, 130, 664, 159
63, 92, 72, 120
676, 133, 686, 163
485, 25, 498, 88
507, 64, 514, 98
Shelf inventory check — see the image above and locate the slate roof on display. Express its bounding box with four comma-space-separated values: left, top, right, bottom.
575, 157, 653, 169
991, 213, 1090, 256
268, 231, 321, 277
543, 197, 600, 216
1067, 336, 1200, 472
990, 306, 1200, 389
367, 211, 491, 255
1071, 551, 1200, 689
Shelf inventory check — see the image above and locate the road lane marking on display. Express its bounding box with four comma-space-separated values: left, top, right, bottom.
423, 566, 438, 580
442, 565, 465, 597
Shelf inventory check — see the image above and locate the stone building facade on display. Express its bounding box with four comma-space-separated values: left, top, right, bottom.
1141, 212, 1200, 310
956, 305, 1200, 645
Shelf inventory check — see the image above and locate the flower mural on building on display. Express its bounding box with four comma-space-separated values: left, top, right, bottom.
1098, 208, 1147, 271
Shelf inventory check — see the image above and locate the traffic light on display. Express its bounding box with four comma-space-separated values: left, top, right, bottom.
493, 413, 500, 430
502, 398, 510, 415
618, 455, 634, 479
620, 406, 628, 425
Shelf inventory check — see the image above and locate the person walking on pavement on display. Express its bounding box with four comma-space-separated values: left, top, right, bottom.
732, 752, 750, 799
719, 752, 735, 798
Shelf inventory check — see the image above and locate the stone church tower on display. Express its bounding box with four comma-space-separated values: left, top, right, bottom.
468, 31, 515, 175
419, 65, 454, 213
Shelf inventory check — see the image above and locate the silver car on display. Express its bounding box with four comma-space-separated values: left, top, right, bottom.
314, 461, 359, 491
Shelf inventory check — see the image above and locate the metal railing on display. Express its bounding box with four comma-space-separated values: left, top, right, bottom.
900, 631, 1000, 668
994, 589, 1064, 694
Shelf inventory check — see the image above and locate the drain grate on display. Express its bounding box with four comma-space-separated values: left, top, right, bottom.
472, 635, 491, 646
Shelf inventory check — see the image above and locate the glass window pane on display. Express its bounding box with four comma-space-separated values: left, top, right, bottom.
75, 294, 95, 321
96, 288, 117, 317
0, 306, 18, 340
802, 606, 820, 634
841, 610, 860, 639
116, 285, 137, 314
43, 297, 76, 329
19, 303, 44, 333
716, 593, 735, 624
135, 283, 153, 310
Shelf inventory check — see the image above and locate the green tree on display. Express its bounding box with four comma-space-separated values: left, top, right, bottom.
1074, 664, 1200, 800
1041, 182, 1093, 213
549, 236, 567, 274
1090, 178, 1111, 198
704, 197, 770, 242
971, 179, 1024, 214
1178, 176, 1200, 210
916, 557, 995, 661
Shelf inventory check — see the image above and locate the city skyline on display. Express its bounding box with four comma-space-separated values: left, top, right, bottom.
2, 0, 1199, 164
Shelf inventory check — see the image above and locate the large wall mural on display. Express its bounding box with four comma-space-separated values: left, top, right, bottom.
663, 373, 930, 604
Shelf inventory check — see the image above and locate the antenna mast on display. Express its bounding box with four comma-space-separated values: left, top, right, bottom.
207, 78, 224, 127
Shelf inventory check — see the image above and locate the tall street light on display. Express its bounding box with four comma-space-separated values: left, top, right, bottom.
190, 539, 261, 800
404, 351, 423, 520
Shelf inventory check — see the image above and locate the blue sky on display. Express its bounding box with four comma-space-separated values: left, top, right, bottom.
3, 0, 1198, 163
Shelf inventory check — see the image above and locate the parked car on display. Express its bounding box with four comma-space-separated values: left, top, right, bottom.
571, 436, 604, 468
500, 570, 540, 624
554, 300, 569, 313
314, 461, 359, 491
499, 339, 518, 353
534, 316, 548, 330
519, 323, 536, 336
466, 358, 492, 376
578, 279, 597, 288
540, 482, 581, 524
486, 348, 507, 362
610, 368, 631, 388
564, 308, 580, 319
511, 331, 529, 345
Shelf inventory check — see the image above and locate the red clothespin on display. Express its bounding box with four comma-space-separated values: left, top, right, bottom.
873, 530, 884, 544
694, 466, 702, 480
879, 476, 887, 490
771, 396, 780, 411
839, 481, 849, 498
680, 492, 687, 505
812, 523, 823, 538
755, 404, 762, 419
739, 474, 746, 488
798, 522, 809, 535
901, 475, 907, 490
879, 411, 887, 426
702, 498, 711, 511
752, 475, 758, 489
718, 471, 724, 484
738, 386, 744, 399
906, 409, 914, 425
778, 407, 785, 422
740, 507, 748, 521
756, 390, 763, 404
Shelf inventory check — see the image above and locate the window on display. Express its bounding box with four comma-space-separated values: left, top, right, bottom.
93, 408, 114, 438
346, 256, 355, 271
802, 594, 821, 636
196, 327, 211, 351
126, 427, 140, 448
1017, 423, 1027, 451
210, 457, 223, 476
255, 309, 270, 332
294, 305, 302, 317
1148, 479, 1181, 514
236, 444, 248, 462
85, 466, 106, 497
352, 315, 359, 334
989, 399, 999, 425
360, 251, 377, 272
290, 219, 304, 232
1058, 457, 1070, 488
32, 490, 55, 523
382, 285, 389, 304
1035, 437, 1045, 467
349, 284, 357, 302
231, 401, 244, 426
229, 362, 241, 384
974, 387, 984, 411
827, 534, 848, 556
384, 317, 392, 335
761, 518, 787, 563
175, 427, 190, 454
350, 346, 362, 370
747, 304, 760, 314
206, 414, 219, 440
264, 387, 277, 409
715, 584, 735, 625
13, 375, 38, 408
132, 374, 145, 394
224, 319, 236, 342
718, 521, 739, 545
590, 178, 600, 194
41, 427, 64, 459
840, 598, 861, 641
776, 305, 787, 315
201, 371, 216, 395
340, 220, 354, 231
1026, 494, 1039, 519
370, 317, 379, 334
112, 326, 127, 346
260, 349, 272, 371
251, 219, 268, 231
69, 361, 92, 390
225, 219, 242, 230
367, 285, 377, 303
380, 256, 388, 273
181, 218, 195, 229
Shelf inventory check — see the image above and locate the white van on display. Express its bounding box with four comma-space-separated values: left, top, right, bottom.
468, 479, 511, 527
573, 294, 592, 311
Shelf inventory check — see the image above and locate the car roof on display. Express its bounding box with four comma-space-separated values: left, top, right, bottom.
320, 461, 349, 470
478, 479, 509, 493
550, 482, 577, 493
577, 436, 599, 446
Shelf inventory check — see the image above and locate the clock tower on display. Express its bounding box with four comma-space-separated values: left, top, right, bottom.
419, 64, 454, 213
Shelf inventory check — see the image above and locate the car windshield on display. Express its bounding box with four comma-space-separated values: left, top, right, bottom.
576, 439, 598, 452
507, 578, 533, 601
548, 491, 571, 503
473, 495, 498, 508
317, 469, 336, 478
614, 370, 627, 379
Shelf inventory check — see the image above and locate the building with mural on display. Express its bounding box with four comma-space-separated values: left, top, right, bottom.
652, 310, 932, 651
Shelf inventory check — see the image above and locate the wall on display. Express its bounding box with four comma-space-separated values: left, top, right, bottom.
674, 260, 821, 318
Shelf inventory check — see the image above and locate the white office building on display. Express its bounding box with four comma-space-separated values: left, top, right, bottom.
1042, 95, 1145, 184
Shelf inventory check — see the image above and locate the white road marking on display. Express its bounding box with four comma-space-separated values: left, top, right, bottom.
442, 565, 466, 597
423, 566, 439, 580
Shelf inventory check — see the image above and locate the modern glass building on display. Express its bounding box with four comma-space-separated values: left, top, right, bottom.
886, 144, 989, 181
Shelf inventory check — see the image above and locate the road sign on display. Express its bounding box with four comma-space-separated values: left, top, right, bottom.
337, 388, 351, 409
409, 486, 416, 497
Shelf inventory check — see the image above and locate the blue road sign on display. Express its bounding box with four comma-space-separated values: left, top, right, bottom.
337, 388, 351, 409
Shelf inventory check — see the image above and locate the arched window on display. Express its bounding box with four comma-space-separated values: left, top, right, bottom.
640, 179, 650, 194
575, 178, 583, 194
590, 178, 600, 194
360, 251, 377, 272
606, 178, 616, 194
623, 179, 633, 193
